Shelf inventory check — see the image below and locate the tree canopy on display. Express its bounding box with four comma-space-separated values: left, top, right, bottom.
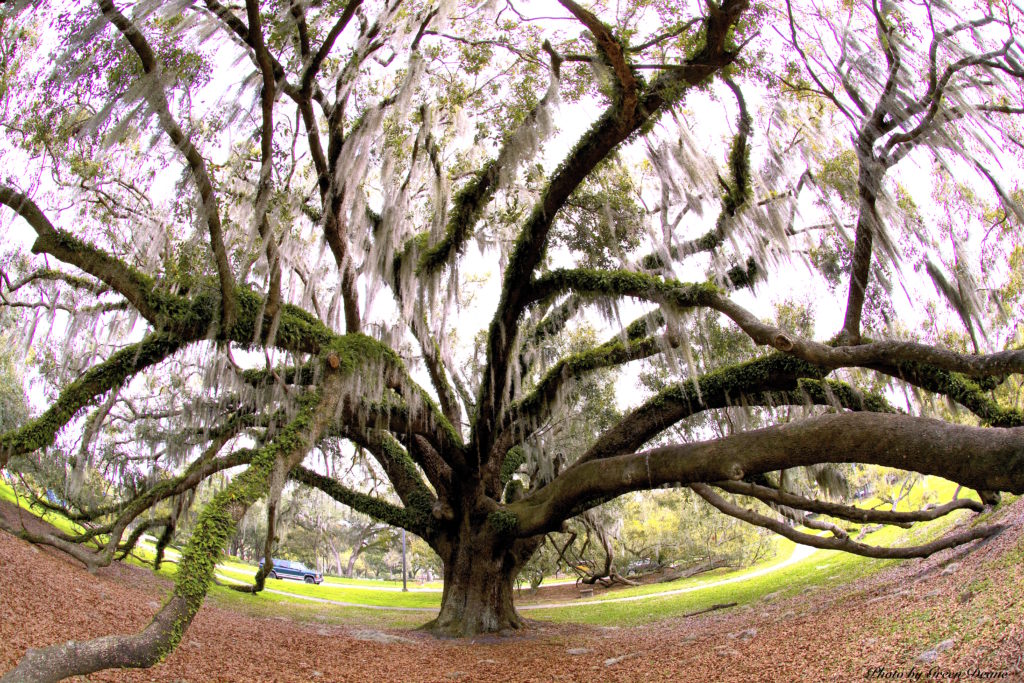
2, 0, 1024, 678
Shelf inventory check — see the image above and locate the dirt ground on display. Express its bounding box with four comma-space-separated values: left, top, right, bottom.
2, 497, 1022, 682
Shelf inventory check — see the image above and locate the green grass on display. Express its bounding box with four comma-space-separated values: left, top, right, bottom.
864, 491, 1023, 656
204, 583, 430, 629
527, 484, 984, 626
231, 576, 442, 608
858, 475, 979, 512
542, 537, 798, 603
320, 575, 443, 590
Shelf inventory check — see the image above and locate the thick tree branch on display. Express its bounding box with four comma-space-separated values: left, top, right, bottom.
0, 195, 337, 355
509, 412, 1024, 536
705, 290, 1024, 384
508, 314, 671, 434
572, 353, 827, 466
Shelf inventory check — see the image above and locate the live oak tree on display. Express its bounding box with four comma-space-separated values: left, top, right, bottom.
2, 0, 1024, 679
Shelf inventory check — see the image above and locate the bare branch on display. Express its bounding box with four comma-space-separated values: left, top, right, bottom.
714, 479, 984, 527
690, 483, 1000, 559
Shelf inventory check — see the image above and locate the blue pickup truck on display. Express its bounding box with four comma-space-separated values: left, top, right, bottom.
258, 558, 323, 584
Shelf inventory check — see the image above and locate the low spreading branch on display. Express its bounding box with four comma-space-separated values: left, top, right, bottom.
509, 412, 1024, 536
0, 359, 347, 683
690, 483, 1002, 559
714, 479, 984, 528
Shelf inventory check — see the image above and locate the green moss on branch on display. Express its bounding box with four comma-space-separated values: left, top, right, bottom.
164, 391, 322, 654
290, 465, 430, 534
0, 334, 184, 465
500, 446, 526, 487
530, 267, 720, 311
884, 361, 1024, 427
486, 508, 519, 536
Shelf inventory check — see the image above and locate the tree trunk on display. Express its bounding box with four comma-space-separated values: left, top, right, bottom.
345, 548, 360, 577
422, 524, 540, 637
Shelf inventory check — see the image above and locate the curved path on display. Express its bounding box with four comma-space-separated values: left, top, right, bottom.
213, 542, 818, 613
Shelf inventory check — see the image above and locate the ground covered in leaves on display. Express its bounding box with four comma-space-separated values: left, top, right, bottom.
2, 497, 1022, 682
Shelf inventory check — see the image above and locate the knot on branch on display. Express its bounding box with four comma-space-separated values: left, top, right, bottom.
773, 334, 795, 352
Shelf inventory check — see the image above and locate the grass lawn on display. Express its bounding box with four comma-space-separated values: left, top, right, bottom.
215, 557, 444, 590
223, 574, 443, 608
205, 582, 431, 629
529, 488, 992, 626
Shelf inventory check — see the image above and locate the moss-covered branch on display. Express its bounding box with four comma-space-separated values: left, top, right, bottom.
707, 290, 1024, 382
116, 516, 173, 561
529, 267, 720, 313
509, 313, 671, 432
290, 465, 430, 535
0, 333, 185, 467
53, 446, 256, 564
0, 381, 332, 683
0, 188, 160, 320
415, 158, 501, 275
573, 352, 827, 466
0, 189, 335, 355
473, 0, 748, 474
344, 430, 438, 518
872, 360, 1024, 427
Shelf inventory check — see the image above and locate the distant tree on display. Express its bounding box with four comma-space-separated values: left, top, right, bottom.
2, 1, 1024, 679
0, 337, 28, 435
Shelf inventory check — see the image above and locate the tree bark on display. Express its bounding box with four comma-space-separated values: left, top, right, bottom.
422, 521, 539, 637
